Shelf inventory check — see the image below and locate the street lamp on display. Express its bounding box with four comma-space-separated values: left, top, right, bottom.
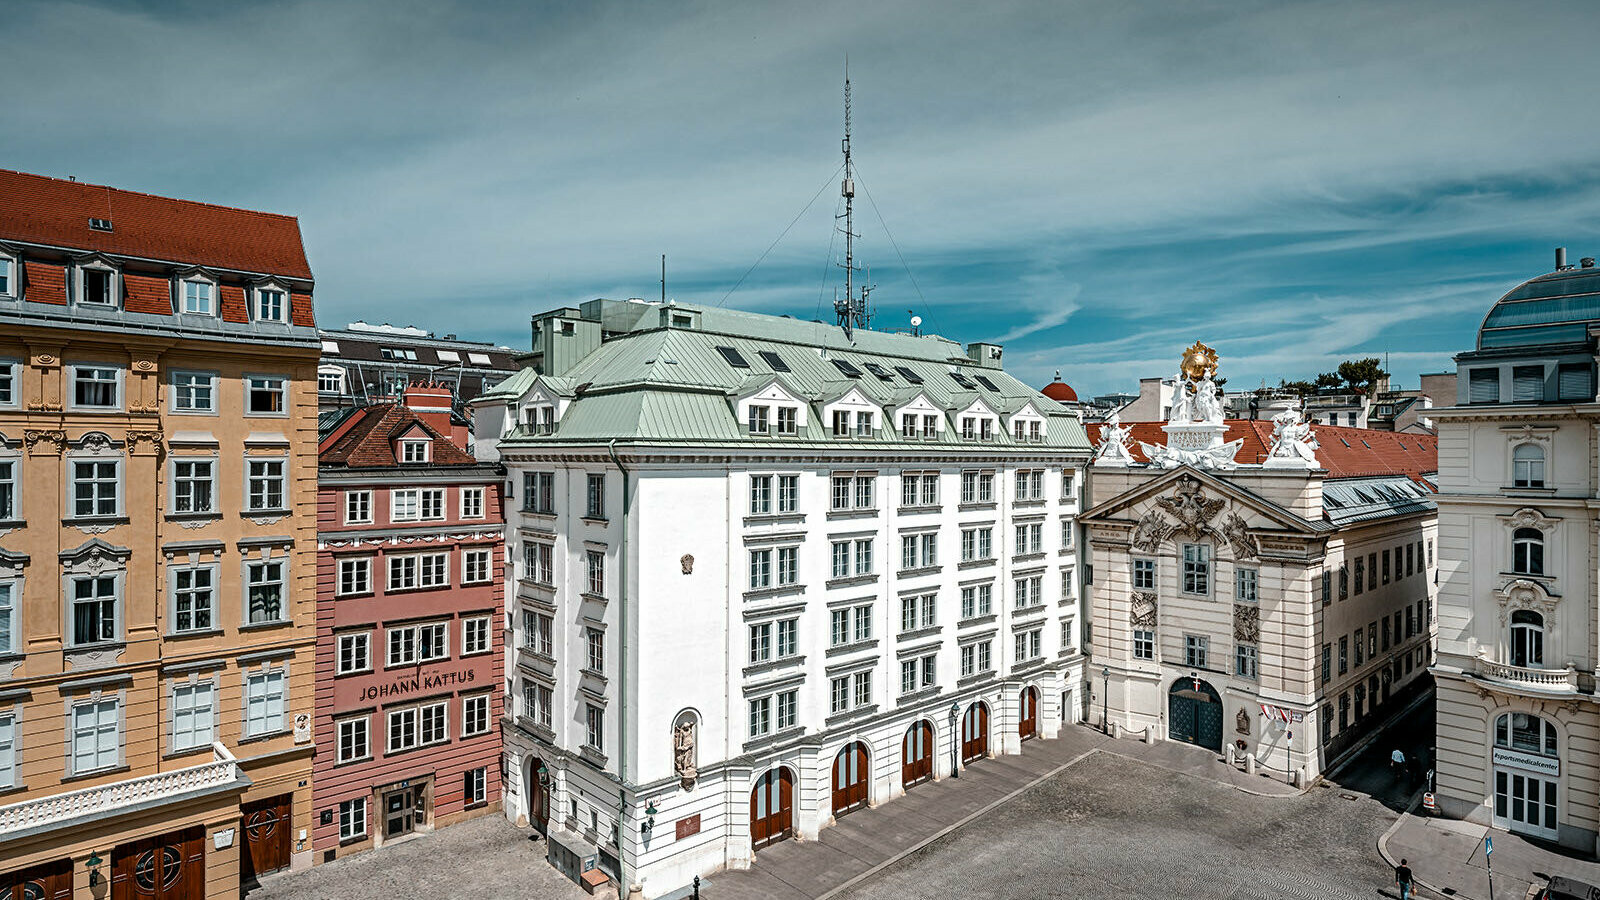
949, 701, 961, 778
87, 852, 103, 888
1101, 666, 1110, 735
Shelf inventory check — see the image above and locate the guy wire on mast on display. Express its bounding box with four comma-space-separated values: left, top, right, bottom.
835, 67, 872, 339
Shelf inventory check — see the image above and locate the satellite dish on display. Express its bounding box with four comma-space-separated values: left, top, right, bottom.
910, 316, 923, 327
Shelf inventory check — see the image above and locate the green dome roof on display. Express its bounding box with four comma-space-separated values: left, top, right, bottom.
1479, 267, 1600, 349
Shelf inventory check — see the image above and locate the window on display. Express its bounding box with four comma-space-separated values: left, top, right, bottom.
901, 472, 940, 507
71, 698, 119, 773
523, 542, 553, 585
317, 367, 345, 394
584, 627, 605, 673
1512, 527, 1544, 575
1339, 636, 1348, 674
900, 533, 938, 570
1321, 571, 1331, 605
171, 371, 216, 413
522, 680, 552, 728
418, 553, 449, 588
1012, 574, 1042, 609
749, 549, 772, 590
1382, 549, 1390, 584
1559, 363, 1593, 401
777, 475, 798, 512
776, 407, 798, 435
1133, 629, 1154, 660
1014, 523, 1043, 555
524, 611, 553, 656
1513, 444, 1546, 488
960, 583, 994, 619
247, 460, 286, 511
399, 440, 430, 464
900, 592, 937, 632
776, 690, 797, 729
246, 561, 285, 624
71, 576, 117, 645
1510, 610, 1545, 667
463, 617, 491, 655
960, 470, 995, 504
391, 488, 444, 522
1339, 565, 1349, 600
181, 280, 214, 315
1512, 365, 1544, 402
255, 288, 287, 323
1354, 628, 1365, 665
832, 410, 851, 437
335, 715, 370, 764
1061, 518, 1074, 550
751, 475, 773, 515
337, 557, 371, 596
464, 767, 488, 806
337, 632, 371, 675
901, 413, 919, 438
171, 566, 215, 633
1468, 368, 1500, 403
0, 581, 14, 655
0, 364, 11, 409
1235, 644, 1258, 679
171, 681, 216, 751
1236, 568, 1258, 603
1184, 634, 1208, 669
748, 697, 771, 737
1181, 544, 1210, 595
1353, 558, 1364, 595
1321, 644, 1331, 684
522, 471, 555, 514
1367, 552, 1377, 591
72, 460, 119, 518
960, 641, 994, 677
345, 490, 372, 525
831, 541, 851, 578
387, 622, 447, 666
172, 459, 215, 514
422, 702, 449, 746
339, 797, 367, 841
586, 474, 605, 518
0, 257, 10, 298
748, 405, 770, 435
1495, 712, 1557, 757
1133, 558, 1155, 591
72, 365, 120, 409
245, 669, 286, 737
901, 655, 937, 693
775, 618, 797, 657
585, 704, 604, 751
463, 695, 491, 737
246, 376, 286, 414
1014, 470, 1044, 502
1015, 628, 1042, 661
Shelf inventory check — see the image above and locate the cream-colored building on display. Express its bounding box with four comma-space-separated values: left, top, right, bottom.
1433, 251, 1600, 851
1084, 348, 1437, 782
0, 171, 320, 898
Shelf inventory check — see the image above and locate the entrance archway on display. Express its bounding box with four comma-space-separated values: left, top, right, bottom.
527, 756, 549, 835
750, 767, 794, 850
1168, 678, 1223, 752
831, 742, 869, 816
902, 721, 934, 789
961, 702, 990, 764
1019, 686, 1040, 741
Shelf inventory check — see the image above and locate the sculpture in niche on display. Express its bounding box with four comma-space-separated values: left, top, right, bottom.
673, 716, 698, 788
1236, 708, 1251, 735
1221, 513, 1258, 560
1129, 592, 1158, 628
1131, 510, 1176, 551
1156, 476, 1227, 538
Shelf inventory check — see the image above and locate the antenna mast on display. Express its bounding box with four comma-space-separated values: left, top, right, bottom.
835, 65, 871, 339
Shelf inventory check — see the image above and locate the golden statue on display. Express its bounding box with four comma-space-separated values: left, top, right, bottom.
1179, 341, 1219, 382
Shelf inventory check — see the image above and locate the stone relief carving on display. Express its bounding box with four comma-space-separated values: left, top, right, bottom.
1233, 604, 1260, 643
673, 714, 698, 788
65, 645, 126, 672
125, 430, 164, 453
1507, 507, 1559, 533
72, 432, 118, 455
1155, 476, 1226, 539
23, 430, 66, 455
1496, 578, 1559, 626
1129, 592, 1158, 628
1131, 510, 1175, 551
1221, 513, 1258, 560
680, 554, 694, 575
248, 515, 287, 527
1508, 424, 1553, 446
1235, 708, 1251, 735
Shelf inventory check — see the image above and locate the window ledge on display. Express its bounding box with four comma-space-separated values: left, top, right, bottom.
897, 625, 943, 642
166, 512, 222, 523
897, 565, 943, 579
0, 520, 23, 531
166, 627, 224, 640
742, 585, 806, 602
580, 516, 609, 525
826, 639, 879, 658
825, 704, 880, 728
742, 655, 805, 678
1012, 553, 1047, 563
240, 619, 291, 632
63, 516, 129, 527
958, 614, 998, 629
1012, 657, 1048, 674
741, 725, 805, 754
238, 728, 291, 745
1012, 603, 1048, 618
897, 504, 942, 515
520, 509, 557, 520
957, 671, 996, 688
1013, 499, 1046, 508
958, 502, 997, 512
825, 574, 879, 589
896, 685, 944, 706
62, 764, 131, 783
826, 509, 879, 521
334, 592, 376, 602
579, 746, 609, 768
957, 558, 996, 570
744, 513, 806, 527
1501, 486, 1556, 496
579, 592, 609, 602
241, 508, 290, 517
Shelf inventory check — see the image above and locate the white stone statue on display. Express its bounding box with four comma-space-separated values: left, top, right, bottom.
1265, 403, 1320, 468
673, 720, 697, 787
1143, 341, 1241, 470
1193, 377, 1223, 424
1168, 373, 1193, 424
1096, 412, 1135, 465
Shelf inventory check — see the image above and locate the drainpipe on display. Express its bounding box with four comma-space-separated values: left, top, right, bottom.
606, 439, 633, 894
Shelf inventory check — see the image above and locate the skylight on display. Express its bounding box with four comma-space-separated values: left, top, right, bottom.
320, 340, 340, 354
717, 346, 751, 368
436, 349, 461, 363
864, 362, 895, 381
468, 352, 492, 366
832, 359, 863, 378
895, 366, 923, 384
974, 375, 999, 391
950, 371, 976, 389
758, 350, 790, 373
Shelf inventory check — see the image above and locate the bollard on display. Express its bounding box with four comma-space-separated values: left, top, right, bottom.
1225, 744, 1235, 765
693, 875, 702, 900
1144, 725, 1156, 745
1111, 722, 1122, 739
627, 885, 644, 900
1245, 753, 1256, 776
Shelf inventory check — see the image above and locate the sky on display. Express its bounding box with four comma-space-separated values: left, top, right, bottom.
8, 0, 1600, 398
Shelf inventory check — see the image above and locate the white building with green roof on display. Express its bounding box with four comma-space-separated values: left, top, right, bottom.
472, 298, 1091, 896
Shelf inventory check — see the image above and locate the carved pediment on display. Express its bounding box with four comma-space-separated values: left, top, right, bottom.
1154, 475, 1227, 539
1496, 578, 1559, 626
59, 538, 131, 575
1505, 507, 1559, 533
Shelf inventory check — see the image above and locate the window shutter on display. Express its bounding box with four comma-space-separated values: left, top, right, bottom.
1512, 366, 1544, 402
1469, 368, 1500, 404
1559, 364, 1592, 401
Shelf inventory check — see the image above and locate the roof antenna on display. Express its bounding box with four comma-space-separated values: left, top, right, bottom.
661, 254, 666, 303
834, 60, 872, 340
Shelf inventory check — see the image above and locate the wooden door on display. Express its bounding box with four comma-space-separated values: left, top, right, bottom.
961, 703, 989, 763
831, 743, 869, 816
901, 721, 933, 789
749, 768, 794, 850
1019, 687, 1039, 741
528, 759, 549, 835
0, 859, 72, 900
112, 827, 204, 900
241, 794, 292, 884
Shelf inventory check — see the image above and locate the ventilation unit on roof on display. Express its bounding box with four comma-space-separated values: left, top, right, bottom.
974, 375, 999, 392
88, 217, 113, 232
895, 366, 923, 384
832, 359, 863, 378
716, 346, 750, 368
758, 350, 790, 373
863, 362, 895, 381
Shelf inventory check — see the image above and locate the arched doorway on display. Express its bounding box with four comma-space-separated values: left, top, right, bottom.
1019, 686, 1040, 741
1168, 678, 1223, 753
750, 767, 794, 850
527, 757, 549, 835
961, 702, 989, 764
832, 742, 869, 816
902, 721, 934, 789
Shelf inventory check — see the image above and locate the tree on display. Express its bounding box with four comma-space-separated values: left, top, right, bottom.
1279, 379, 1317, 396
1337, 358, 1389, 396
1314, 372, 1343, 392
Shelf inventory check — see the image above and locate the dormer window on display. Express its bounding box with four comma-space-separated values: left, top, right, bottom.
79, 264, 116, 306
0, 253, 14, 299
400, 439, 431, 464
748, 405, 770, 435
854, 411, 874, 438
923, 415, 938, 438
1029, 421, 1042, 442
182, 279, 215, 315
980, 419, 994, 441
776, 407, 797, 435
962, 417, 975, 440
833, 410, 851, 437
255, 288, 287, 323
901, 414, 918, 438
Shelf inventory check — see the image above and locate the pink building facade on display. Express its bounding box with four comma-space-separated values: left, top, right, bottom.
312, 387, 505, 860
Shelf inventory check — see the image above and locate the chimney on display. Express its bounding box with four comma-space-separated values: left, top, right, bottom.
1557, 247, 1568, 270
402, 382, 462, 450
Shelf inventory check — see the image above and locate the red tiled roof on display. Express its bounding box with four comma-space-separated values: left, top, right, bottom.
122, 273, 171, 315
1089, 420, 1437, 480
320, 404, 478, 468
0, 169, 312, 280
219, 285, 248, 324
291, 291, 315, 328
23, 261, 66, 305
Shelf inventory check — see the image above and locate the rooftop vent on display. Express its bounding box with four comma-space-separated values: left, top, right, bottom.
1584, 258, 1596, 269
88, 217, 113, 232
1557, 247, 1571, 270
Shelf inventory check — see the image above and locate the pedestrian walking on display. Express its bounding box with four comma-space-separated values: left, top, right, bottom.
1391, 748, 1406, 781
1394, 858, 1414, 900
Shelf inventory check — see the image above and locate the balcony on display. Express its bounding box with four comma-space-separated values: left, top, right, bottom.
1474, 655, 1581, 695
0, 743, 249, 841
